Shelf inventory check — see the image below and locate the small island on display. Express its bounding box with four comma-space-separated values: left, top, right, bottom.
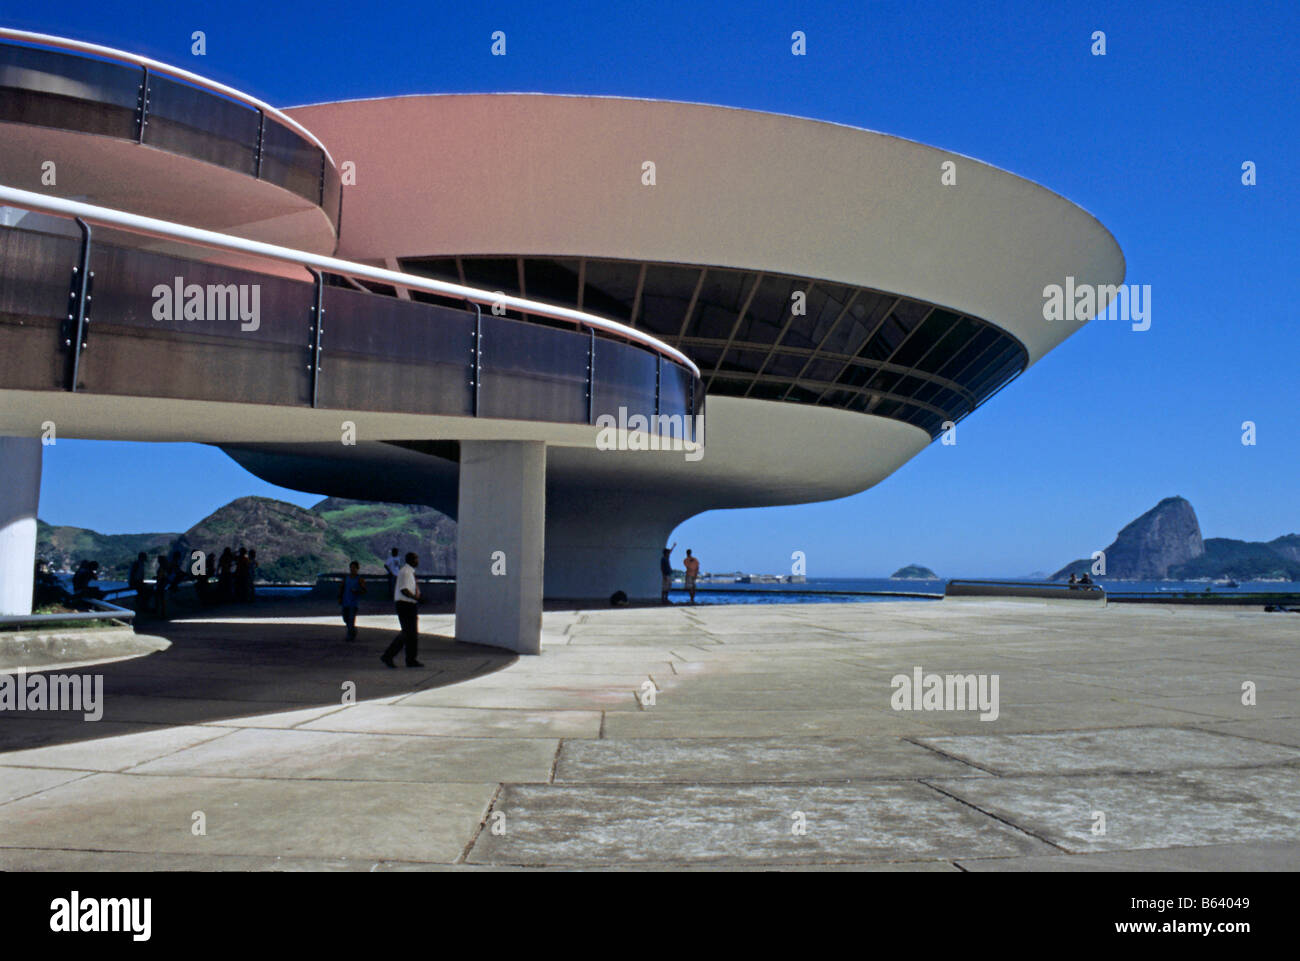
891, 564, 938, 579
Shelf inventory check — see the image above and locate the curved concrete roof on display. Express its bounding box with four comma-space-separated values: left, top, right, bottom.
289, 94, 1126, 365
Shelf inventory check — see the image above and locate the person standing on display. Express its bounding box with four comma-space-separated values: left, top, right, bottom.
129, 552, 151, 613
154, 555, 170, 619
247, 549, 258, 603
384, 548, 402, 600
660, 542, 676, 604
683, 549, 701, 605
234, 548, 250, 602
381, 552, 423, 668
339, 561, 366, 641
217, 548, 234, 602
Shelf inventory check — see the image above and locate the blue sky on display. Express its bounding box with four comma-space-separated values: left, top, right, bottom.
18, 0, 1298, 576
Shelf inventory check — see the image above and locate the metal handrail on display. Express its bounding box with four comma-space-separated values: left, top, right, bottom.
0, 27, 335, 165
0, 597, 136, 627
945, 578, 1106, 597
0, 184, 702, 378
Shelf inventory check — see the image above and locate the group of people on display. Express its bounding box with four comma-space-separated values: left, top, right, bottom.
660, 543, 702, 604
127, 546, 261, 618
335, 547, 425, 669
31, 559, 91, 608
1067, 572, 1096, 589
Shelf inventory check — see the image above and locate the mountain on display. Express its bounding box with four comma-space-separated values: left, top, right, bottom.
37, 495, 460, 585
36, 521, 178, 579
1170, 538, 1300, 581
1267, 534, 1300, 564
174, 496, 360, 583
891, 564, 938, 579
310, 498, 456, 574
1052, 497, 1299, 581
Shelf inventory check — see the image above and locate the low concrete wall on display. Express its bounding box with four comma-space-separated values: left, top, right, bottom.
0, 626, 170, 671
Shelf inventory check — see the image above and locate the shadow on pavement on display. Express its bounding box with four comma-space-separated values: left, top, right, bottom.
0, 615, 518, 755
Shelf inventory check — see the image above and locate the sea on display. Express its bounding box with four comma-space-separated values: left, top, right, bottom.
62, 575, 1299, 606
669, 577, 1300, 605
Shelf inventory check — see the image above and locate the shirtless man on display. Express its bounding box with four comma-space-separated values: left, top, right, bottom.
683, 549, 701, 604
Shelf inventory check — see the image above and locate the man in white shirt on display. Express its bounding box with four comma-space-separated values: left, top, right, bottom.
381, 552, 424, 668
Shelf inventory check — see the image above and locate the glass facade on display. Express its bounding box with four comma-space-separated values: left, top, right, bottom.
401, 256, 1030, 439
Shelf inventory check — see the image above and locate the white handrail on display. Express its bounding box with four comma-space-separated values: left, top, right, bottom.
0, 27, 335, 166
0, 184, 701, 377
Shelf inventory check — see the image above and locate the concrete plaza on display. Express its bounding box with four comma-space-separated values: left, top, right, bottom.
0, 598, 1297, 870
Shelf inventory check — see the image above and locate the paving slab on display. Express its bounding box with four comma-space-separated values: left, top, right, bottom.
0, 765, 93, 805
0, 723, 233, 771
602, 708, 938, 738
398, 684, 643, 711
957, 840, 1300, 871
467, 781, 1052, 865
555, 736, 985, 783
1191, 717, 1300, 748
917, 727, 1300, 775
0, 848, 382, 871
297, 703, 602, 739
928, 765, 1300, 853
127, 728, 560, 784
0, 773, 493, 861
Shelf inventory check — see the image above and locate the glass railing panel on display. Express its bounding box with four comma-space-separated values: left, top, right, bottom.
317, 285, 474, 415
144, 73, 259, 175
78, 240, 313, 404
658, 361, 693, 421
0, 42, 140, 138
478, 314, 588, 423
0, 224, 82, 390
591, 337, 658, 423
260, 117, 324, 206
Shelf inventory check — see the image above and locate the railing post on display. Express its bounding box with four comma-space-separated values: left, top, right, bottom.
135, 67, 149, 143
63, 217, 93, 392
255, 110, 265, 178
587, 329, 596, 424
655, 354, 662, 418
467, 300, 482, 416
308, 269, 324, 407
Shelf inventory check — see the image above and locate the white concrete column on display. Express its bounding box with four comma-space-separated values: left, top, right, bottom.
454, 441, 546, 654
0, 436, 42, 616
544, 488, 686, 601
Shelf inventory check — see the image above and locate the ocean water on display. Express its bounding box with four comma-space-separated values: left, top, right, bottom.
669, 577, 1300, 605
63, 575, 1297, 607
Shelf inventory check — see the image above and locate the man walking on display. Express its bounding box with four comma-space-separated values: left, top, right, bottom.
338, 560, 366, 641
381, 552, 424, 668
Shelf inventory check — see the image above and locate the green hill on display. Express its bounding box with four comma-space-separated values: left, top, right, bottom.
311, 497, 456, 575
1170, 538, 1300, 581
38, 494, 458, 584
36, 522, 177, 579
174, 496, 360, 583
